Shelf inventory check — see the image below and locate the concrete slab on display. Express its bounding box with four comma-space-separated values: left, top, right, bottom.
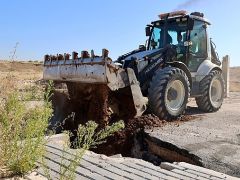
33, 133, 238, 180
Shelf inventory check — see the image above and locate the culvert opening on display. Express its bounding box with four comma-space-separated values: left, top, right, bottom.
49, 87, 202, 167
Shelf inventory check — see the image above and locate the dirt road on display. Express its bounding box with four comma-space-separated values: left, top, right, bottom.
146, 92, 240, 177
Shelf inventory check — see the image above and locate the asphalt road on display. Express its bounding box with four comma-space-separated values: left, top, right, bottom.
147, 92, 240, 177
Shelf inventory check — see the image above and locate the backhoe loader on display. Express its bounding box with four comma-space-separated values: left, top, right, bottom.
43, 11, 224, 131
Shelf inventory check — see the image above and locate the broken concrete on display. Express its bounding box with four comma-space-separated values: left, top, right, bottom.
35, 134, 238, 180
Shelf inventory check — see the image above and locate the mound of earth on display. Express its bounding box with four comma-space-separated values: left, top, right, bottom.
91, 114, 195, 156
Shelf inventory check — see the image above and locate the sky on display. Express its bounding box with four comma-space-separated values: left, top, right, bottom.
0, 0, 239, 66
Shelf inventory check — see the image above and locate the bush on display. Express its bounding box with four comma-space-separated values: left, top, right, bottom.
22, 83, 44, 101
0, 80, 53, 176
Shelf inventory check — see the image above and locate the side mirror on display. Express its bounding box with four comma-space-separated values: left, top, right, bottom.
202, 24, 207, 29
139, 45, 146, 51
145, 26, 151, 36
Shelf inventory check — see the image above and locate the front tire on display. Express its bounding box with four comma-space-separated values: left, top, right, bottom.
195, 70, 224, 112
148, 67, 190, 120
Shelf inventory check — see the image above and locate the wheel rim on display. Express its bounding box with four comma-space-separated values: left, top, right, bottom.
165, 80, 185, 114
210, 76, 223, 108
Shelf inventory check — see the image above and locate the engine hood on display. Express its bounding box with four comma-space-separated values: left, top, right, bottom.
123, 49, 160, 61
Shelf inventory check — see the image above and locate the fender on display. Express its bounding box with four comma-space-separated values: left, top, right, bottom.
196, 60, 222, 81
166, 61, 192, 88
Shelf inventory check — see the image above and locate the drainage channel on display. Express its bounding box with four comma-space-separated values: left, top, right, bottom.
91, 125, 202, 168
131, 129, 203, 166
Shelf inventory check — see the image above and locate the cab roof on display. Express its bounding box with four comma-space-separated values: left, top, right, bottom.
152, 11, 211, 26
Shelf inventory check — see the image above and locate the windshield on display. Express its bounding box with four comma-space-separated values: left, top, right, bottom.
149, 19, 188, 50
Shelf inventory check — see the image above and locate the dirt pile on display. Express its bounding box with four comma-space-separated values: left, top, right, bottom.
91, 114, 163, 156
91, 114, 195, 156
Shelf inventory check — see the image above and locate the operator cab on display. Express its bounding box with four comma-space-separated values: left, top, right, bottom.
145, 11, 219, 72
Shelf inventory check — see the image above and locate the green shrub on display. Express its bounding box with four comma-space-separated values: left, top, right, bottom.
22, 84, 44, 101
0, 81, 53, 176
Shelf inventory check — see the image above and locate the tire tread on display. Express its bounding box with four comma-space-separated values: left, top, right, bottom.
195, 70, 224, 112
148, 67, 190, 120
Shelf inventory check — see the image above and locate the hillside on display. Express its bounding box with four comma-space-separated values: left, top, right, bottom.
229, 66, 240, 92
0, 61, 42, 80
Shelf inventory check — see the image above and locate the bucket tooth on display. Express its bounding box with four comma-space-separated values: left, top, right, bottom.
102, 48, 109, 58
72, 51, 78, 60
81, 51, 90, 59
52, 55, 57, 61
91, 50, 95, 59
44, 54, 50, 61
64, 53, 70, 60
58, 54, 64, 60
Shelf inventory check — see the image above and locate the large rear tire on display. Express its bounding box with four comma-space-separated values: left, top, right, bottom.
148, 67, 190, 120
195, 70, 224, 112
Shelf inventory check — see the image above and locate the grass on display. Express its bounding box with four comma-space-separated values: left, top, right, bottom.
0, 46, 52, 177
22, 82, 44, 101
0, 77, 53, 177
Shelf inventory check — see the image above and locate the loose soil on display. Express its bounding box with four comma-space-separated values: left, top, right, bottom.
91, 114, 196, 156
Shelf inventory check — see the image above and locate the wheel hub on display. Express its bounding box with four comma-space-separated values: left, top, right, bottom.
167, 87, 178, 101
165, 80, 186, 113
211, 87, 217, 97
210, 77, 223, 108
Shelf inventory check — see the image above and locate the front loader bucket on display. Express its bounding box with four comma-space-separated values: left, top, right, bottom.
43, 50, 147, 129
